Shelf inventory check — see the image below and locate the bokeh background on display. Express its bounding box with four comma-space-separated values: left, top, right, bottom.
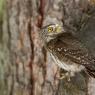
0, 0, 95, 95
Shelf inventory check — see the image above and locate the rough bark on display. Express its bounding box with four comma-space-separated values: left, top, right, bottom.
0, 0, 95, 95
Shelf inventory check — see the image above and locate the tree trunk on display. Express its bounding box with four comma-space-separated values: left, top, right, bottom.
0, 0, 95, 95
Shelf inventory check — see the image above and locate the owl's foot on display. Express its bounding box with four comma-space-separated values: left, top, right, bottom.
55, 69, 67, 80
56, 73, 66, 80
59, 72, 71, 81
58, 69, 75, 81
59, 73, 66, 79
56, 69, 70, 81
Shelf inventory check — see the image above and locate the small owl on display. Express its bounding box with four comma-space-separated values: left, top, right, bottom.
40, 24, 95, 78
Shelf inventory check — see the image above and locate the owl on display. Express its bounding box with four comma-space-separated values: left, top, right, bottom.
40, 24, 95, 78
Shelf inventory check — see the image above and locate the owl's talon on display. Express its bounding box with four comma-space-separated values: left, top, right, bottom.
59, 74, 66, 79
59, 71, 74, 81
56, 72, 70, 80
56, 74, 66, 80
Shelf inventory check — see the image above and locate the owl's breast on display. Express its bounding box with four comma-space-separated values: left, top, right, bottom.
47, 36, 85, 72
50, 53, 84, 72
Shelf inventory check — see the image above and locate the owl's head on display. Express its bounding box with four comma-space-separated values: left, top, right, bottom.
40, 24, 64, 43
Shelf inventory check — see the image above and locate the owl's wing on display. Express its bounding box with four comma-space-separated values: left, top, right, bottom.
47, 32, 95, 78
48, 32, 90, 64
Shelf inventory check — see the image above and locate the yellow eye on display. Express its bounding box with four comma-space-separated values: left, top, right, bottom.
55, 26, 61, 33
48, 26, 53, 32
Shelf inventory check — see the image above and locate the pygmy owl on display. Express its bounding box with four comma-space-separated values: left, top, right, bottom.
40, 24, 95, 78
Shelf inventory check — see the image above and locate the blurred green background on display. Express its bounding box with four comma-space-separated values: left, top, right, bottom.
0, 0, 5, 20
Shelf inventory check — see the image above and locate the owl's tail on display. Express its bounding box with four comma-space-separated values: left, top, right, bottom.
85, 64, 95, 78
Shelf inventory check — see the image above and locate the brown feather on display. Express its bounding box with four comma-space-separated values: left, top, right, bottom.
47, 32, 95, 78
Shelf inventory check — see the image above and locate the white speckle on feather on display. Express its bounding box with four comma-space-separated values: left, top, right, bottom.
58, 48, 62, 51
64, 49, 67, 52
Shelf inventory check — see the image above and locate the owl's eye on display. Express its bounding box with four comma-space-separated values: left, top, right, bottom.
48, 26, 53, 32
